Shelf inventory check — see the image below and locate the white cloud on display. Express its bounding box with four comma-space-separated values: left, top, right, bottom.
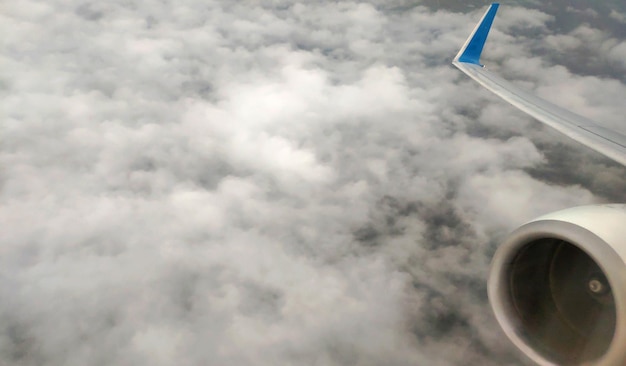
542, 24, 626, 73
497, 6, 553, 32
565, 6, 599, 18
1, 1, 624, 366
610, 9, 626, 23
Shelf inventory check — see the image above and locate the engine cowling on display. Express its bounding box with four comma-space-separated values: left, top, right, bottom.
488, 204, 626, 365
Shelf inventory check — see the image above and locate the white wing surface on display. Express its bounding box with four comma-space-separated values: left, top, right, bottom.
453, 3, 626, 166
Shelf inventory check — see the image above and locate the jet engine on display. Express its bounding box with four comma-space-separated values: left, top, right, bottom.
488, 204, 626, 365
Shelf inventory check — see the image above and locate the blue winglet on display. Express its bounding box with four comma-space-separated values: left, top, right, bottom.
455, 3, 499, 66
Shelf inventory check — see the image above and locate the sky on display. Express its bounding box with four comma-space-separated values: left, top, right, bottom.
1, 1, 626, 365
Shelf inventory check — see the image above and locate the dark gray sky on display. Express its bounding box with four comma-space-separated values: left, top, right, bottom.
1, 1, 625, 365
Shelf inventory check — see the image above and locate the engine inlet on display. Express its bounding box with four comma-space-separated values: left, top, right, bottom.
508, 239, 616, 364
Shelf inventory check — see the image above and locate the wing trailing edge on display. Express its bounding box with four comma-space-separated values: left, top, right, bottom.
453, 3, 626, 166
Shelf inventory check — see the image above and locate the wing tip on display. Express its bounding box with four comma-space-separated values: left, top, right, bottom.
454, 2, 500, 66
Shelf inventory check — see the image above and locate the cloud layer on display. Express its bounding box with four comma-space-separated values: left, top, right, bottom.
2, 1, 625, 365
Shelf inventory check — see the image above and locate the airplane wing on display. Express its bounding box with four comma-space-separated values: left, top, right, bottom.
452, 3, 626, 167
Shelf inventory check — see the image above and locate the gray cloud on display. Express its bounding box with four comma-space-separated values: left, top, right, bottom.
1, 1, 625, 366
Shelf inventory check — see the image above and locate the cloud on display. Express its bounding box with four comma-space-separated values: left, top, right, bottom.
565, 6, 599, 19
610, 9, 626, 23
1, 1, 624, 366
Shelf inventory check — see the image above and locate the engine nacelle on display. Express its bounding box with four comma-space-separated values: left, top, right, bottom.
488, 204, 626, 365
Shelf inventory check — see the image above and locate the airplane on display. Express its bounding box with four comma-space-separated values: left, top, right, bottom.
453, 3, 626, 366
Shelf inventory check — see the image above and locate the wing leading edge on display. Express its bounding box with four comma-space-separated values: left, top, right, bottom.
453, 3, 626, 166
